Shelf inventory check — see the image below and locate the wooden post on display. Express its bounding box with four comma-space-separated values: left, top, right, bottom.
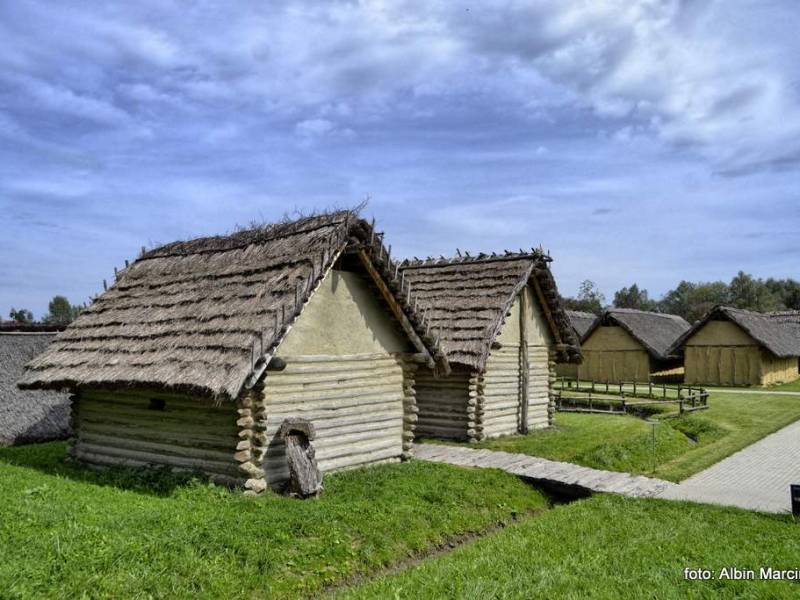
519, 290, 530, 434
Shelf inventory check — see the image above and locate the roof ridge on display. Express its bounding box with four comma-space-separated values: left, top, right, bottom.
400, 248, 549, 269
608, 307, 685, 321
141, 210, 356, 261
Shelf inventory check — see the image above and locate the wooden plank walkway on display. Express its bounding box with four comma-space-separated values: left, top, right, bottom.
414, 444, 676, 498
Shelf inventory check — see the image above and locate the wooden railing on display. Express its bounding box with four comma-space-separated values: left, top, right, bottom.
554, 378, 709, 415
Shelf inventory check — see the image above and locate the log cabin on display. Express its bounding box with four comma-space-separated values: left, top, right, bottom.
1, 323, 70, 445
670, 306, 800, 386
18, 212, 448, 493
578, 308, 690, 383
398, 252, 580, 442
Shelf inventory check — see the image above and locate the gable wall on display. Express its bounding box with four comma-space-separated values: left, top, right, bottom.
483, 286, 553, 438
685, 321, 759, 347
259, 268, 412, 487
683, 321, 761, 386
579, 325, 650, 383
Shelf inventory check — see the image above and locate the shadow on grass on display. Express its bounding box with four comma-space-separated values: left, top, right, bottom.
0, 441, 219, 497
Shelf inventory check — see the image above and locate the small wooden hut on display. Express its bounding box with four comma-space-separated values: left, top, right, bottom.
18, 212, 446, 493
578, 308, 690, 383
670, 306, 800, 386
399, 252, 580, 442
1, 324, 70, 445
555, 310, 597, 379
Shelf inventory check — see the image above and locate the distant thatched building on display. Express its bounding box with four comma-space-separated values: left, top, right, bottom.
578, 309, 690, 383
399, 253, 580, 442
671, 306, 800, 386
555, 310, 597, 379
1, 325, 70, 445
19, 212, 446, 493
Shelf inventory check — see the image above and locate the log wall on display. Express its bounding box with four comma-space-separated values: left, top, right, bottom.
414, 367, 471, 441
481, 343, 550, 438
254, 353, 407, 488
71, 389, 242, 486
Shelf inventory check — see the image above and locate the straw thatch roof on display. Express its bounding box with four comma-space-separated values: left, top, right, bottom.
583, 308, 690, 361
670, 306, 800, 358
398, 252, 580, 371
566, 310, 597, 339
18, 211, 445, 400
1, 332, 70, 445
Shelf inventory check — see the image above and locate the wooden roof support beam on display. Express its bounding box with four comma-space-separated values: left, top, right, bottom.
530, 272, 563, 349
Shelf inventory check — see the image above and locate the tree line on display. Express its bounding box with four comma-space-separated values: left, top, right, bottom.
8, 296, 85, 326
563, 272, 800, 323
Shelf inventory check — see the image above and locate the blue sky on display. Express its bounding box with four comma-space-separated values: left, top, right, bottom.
1, 1, 799, 318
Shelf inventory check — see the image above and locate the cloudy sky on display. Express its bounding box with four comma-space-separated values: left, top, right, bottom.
1, 1, 798, 317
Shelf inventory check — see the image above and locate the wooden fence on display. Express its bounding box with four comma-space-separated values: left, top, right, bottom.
554, 378, 709, 416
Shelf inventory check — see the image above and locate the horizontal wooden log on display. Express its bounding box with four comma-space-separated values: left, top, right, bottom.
77, 421, 237, 452
263, 395, 403, 416
76, 432, 237, 464
74, 443, 241, 477
276, 352, 396, 363
263, 381, 403, 403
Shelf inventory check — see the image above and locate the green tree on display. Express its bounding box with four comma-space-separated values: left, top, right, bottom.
42, 296, 83, 325
563, 280, 606, 315
764, 278, 800, 310
613, 284, 658, 311
658, 280, 729, 323
728, 271, 782, 313
9, 308, 34, 323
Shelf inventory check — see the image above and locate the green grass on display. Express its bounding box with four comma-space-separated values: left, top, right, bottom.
454, 391, 800, 481
339, 495, 800, 599
0, 443, 549, 599
769, 378, 800, 392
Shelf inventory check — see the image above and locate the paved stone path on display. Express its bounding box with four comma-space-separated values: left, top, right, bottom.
413, 444, 676, 498
658, 420, 800, 513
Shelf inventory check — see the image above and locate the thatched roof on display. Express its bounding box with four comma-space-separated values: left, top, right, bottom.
1, 332, 70, 445
566, 310, 597, 339
670, 306, 800, 358
398, 252, 580, 371
583, 308, 690, 361
18, 211, 445, 400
